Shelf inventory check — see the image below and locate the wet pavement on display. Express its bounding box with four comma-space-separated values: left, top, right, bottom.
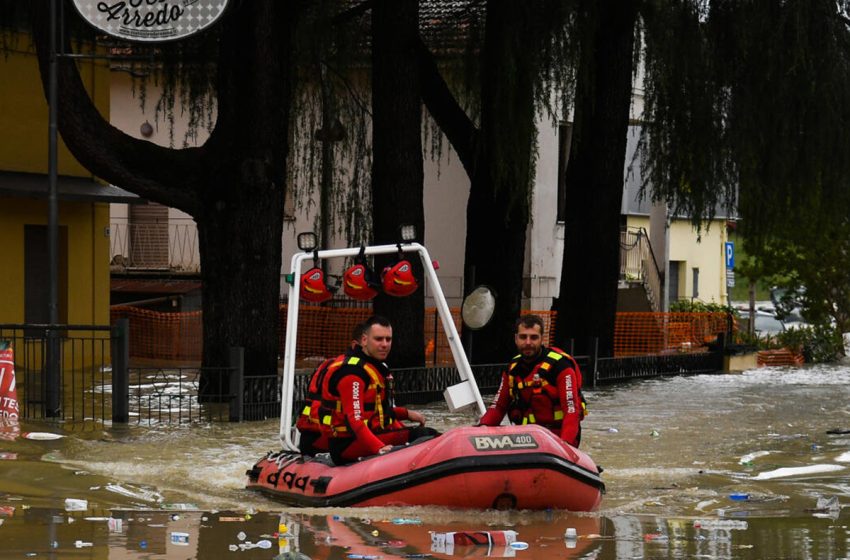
1, 363, 850, 558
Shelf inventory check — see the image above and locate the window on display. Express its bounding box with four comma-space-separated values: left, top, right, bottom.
557, 123, 573, 222
692, 267, 700, 300
668, 261, 681, 305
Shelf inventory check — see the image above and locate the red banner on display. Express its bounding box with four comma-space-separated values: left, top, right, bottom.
0, 343, 19, 420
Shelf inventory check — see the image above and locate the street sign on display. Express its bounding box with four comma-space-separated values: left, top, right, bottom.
725, 241, 735, 269
726, 269, 735, 288
72, 0, 230, 43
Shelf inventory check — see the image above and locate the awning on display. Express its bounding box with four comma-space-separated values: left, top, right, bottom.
0, 170, 145, 204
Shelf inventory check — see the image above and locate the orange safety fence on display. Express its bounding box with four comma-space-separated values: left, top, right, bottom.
757, 349, 804, 367
614, 312, 732, 357
111, 305, 203, 362
110, 305, 725, 363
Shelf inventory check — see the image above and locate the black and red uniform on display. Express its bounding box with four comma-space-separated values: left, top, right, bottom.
479, 346, 585, 447
323, 347, 435, 464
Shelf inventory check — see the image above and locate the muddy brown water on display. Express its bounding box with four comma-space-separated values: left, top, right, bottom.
1, 364, 849, 558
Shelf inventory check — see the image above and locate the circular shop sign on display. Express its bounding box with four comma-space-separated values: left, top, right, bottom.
72, 0, 230, 43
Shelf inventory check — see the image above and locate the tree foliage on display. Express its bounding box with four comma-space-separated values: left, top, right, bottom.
642, 0, 850, 244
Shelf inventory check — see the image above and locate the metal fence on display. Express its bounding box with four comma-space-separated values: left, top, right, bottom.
3, 321, 727, 426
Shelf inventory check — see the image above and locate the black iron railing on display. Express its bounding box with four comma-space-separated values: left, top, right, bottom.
3, 320, 727, 425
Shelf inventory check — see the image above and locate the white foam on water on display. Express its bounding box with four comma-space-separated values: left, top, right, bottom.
739, 451, 771, 464
752, 464, 845, 480
835, 451, 850, 463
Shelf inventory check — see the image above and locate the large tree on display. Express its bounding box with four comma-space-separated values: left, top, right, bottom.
26, 1, 301, 396
556, 0, 850, 356
371, 0, 425, 366
553, 0, 637, 357
418, 0, 573, 363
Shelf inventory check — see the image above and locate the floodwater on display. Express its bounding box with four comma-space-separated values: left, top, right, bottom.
1, 364, 850, 559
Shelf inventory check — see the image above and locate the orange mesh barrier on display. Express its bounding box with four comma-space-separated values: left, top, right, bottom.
423, 308, 463, 365
112, 305, 723, 363
757, 349, 804, 367
283, 306, 466, 367
110, 306, 203, 362
279, 305, 372, 365
614, 312, 732, 357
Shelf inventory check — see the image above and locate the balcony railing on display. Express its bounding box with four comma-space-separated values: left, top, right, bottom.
110, 219, 200, 273
619, 227, 663, 312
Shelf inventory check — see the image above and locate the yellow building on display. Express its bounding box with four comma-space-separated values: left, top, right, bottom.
0, 34, 139, 327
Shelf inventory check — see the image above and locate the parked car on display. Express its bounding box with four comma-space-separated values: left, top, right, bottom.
753, 311, 785, 336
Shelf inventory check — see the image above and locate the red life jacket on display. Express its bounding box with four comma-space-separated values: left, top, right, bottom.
296, 354, 347, 434
322, 354, 397, 437
506, 347, 584, 427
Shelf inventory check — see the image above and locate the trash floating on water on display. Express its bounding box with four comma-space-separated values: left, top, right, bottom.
170, 532, 190, 546
693, 519, 748, 530
23, 432, 64, 440
564, 527, 577, 539
816, 495, 839, 510
650, 430, 660, 437
105, 483, 163, 503
431, 530, 518, 548
391, 517, 422, 525
510, 541, 529, 550
164, 502, 198, 510
64, 498, 87, 511
728, 493, 750, 501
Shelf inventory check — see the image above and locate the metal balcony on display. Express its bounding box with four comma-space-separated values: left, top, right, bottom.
110, 219, 200, 273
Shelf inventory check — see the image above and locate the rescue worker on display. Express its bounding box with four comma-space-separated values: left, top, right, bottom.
296, 323, 366, 456
324, 315, 437, 464
478, 314, 586, 447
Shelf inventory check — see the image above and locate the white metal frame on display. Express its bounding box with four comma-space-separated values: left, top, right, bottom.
279, 242, 487, 451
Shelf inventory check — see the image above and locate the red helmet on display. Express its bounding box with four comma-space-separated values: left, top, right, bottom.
300, 267, 332, 303
343, 263, 379, 301
382, 260, 418, 297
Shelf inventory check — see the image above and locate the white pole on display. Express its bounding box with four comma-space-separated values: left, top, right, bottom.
278, 242, 487, 449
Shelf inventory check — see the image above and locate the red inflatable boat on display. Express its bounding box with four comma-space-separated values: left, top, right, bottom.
248, 241, 604, 511
247, 424, 604, 510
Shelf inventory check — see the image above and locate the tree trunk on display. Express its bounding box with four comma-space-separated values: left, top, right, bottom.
553, 0, 637, 357
31, 2, 299, 401
371, 0, 425, 367
461, 1, 541, 364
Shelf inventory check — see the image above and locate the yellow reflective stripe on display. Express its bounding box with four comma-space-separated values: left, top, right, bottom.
526, 413, 536, 424
540, 362, 551, 371
348, 357, 361, 365
521, 417, 529, 425
322, 415, 332, 425
547, 351, 563, 360
554, 410, 564, 420
301, 405, 311, 415
361, 363, 386, 427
